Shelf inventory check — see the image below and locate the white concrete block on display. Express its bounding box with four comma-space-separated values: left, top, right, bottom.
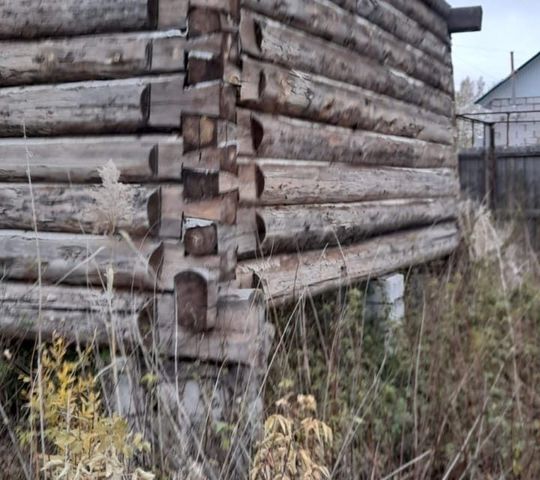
366, 273, 404, 304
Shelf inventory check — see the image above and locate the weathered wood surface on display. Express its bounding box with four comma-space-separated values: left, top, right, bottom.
330, 0, 450, 62
447, 7, 483, 33
385, 0, 449, 42
0, 231, 231, 291
0, 76, 236, 136
422, 0, 452, 18
160, 241, 224, 287
239, 11, 453, 116
175, 268, 218, 331
239, 159, 458, 205
255, 198, 457, 253
160, 185, 238, 238
0, 0, 188, 39
0, 281, 150, 343
0, 136, 235, 183
0, 282, 268, 365
0, 31, 186, 86
0, 231, 163, 289
241, 0, 453, 92
237, 110, 456, 168
0, 184, 159, 236
181, 115, 237, 151
237, 222, 460, 303
184, 219, 218, 256
154, 288, 269, 366
241, 57, 453, 145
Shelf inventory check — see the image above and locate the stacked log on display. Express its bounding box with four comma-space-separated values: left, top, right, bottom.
0, 0, 460, 355
234, 0, 460, 303
0, 0, 267, 368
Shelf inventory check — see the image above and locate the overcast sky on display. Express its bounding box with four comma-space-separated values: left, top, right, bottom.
451, 1, 540, 89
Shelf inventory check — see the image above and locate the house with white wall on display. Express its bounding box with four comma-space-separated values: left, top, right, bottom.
475, 51, 540, 146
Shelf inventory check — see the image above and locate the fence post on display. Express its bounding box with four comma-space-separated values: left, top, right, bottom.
484, 123, 497, 210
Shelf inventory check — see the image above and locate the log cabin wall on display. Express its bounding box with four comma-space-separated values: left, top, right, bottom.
0, 0, 466, 357
0, 0, 269, 367
233, 0, 462, 304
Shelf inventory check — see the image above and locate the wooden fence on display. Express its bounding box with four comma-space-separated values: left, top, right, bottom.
459, 146, 540, 247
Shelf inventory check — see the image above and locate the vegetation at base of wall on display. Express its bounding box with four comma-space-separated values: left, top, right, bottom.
2, 207, 540, 479
261, 210, 540, 478
20, 336, 154, 479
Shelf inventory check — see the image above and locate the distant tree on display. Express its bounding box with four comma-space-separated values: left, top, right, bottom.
456, 76, 486, 148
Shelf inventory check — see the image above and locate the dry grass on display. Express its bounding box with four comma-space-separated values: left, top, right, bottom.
2, 186, 540, 479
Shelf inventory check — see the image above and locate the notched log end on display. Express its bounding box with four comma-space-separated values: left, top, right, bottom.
256, 213, 266, 246
251, 117, 264, 151
175, 269, 217, 331
147, 189, 162, 236
149, 242, 165, 281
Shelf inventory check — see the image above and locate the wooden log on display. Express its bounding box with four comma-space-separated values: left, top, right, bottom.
0, 31, 186, 86
255, 198, 458, 254
422, 0, 452, 18
160, 241, 223, 288
239, 11, 453, 116
175, 268, 218, 331
331, 0, 450, 62
182, 115, 237, 151
0, 135, 180, 182
159, 185, 237, 238
184, 219, 218, 256
187, 51, 223, 84
0, 0, 188, 38
240, 57, 453, 145
0, 282, 268, 366
237, 109, 456, 168
158, 0, 189, 30
0, 231, 163, 289
447, 7, 483, 33
153, 288, 269, 366
187, 8, 236, 36
0, 76, 237, 136
241, 0, 453, 93
238, 159, 458, 205
0, 184, 160, 236
237, 222, 460, 303
189, 0, 236, 14
385, 0, 449, 42
0, 281, 151, 344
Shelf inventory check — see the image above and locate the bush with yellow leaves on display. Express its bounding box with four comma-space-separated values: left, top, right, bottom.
19, 336, 154, 480
250, 394, 333, 480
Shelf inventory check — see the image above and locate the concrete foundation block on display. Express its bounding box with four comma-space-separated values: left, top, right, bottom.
366, 273, 405, 305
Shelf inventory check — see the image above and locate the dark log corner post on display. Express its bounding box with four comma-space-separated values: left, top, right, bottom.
447, 6, 483, 34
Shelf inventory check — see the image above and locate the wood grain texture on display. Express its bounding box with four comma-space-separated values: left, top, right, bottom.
0, 183, 160, 236
154, 288, 269, 366
0, 281, 151, 344
0, 136, 237, 183
239, 11, 453, 116
331, 0, 450, 61
237, 109, 456, 168
385, 0, 449, 42
240, 57, 453, 145
0, 282, 269, 366
241, 0, 453, 92
0, 231, 163, 289
237, 222, 460, 303
0, 75, 181, 136
0, 76, 235, 136
0, 31, 186, 86
239, 159, 459, 205
175, 268, 218, 331
0, 0, 188, 38
256, 198, 458, 253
